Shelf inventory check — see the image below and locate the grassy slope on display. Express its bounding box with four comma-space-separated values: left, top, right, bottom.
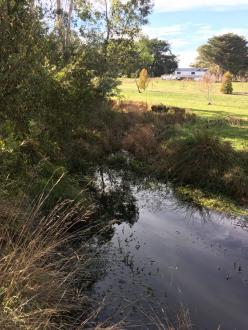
119, 79, 248, 149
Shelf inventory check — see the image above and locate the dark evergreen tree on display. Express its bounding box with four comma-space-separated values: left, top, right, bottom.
195, 33, 248, 76
146, 39, 178, 77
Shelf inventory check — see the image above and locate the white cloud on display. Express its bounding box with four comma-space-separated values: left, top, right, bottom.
154, 0, 248, 12
170, 39, 190, 48
194, 24, 248, 40
176, 50, 198, 67
143, 24, 184, 39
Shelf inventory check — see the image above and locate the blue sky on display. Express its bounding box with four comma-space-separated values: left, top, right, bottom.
143, 0, 248, 67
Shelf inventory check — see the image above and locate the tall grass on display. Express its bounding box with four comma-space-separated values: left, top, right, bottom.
167, 131, 248, 202
0, 193, 95, 329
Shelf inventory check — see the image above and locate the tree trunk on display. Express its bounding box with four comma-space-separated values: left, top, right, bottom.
56, 0, 62, 35
103, 0, 110, 56
30, 0, 35, 11
65, 0, 73, 49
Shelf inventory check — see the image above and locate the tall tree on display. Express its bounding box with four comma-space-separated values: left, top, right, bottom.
65, 0, 73, 47
145, 38, 178, 76
0, 0, 47, 132
120, 37, 177, 77
74, 0, 153, 93
56, 0, 62, 35
194, 33, 248, 76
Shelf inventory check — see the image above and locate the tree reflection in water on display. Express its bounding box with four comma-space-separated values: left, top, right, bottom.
94, 168, 139, 241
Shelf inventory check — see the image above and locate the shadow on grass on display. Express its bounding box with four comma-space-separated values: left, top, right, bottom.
233, 92, 248, 96
182, 115, 248, 148
189, 107, 248, 119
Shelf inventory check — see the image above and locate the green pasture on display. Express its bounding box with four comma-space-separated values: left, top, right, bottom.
119, 79, 248, 149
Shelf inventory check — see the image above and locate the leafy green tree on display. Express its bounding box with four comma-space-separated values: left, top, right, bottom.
121, 37, 177, 77
145, 38, 178, 77
114, 37, 152, 78
0, 0, 47, 133
195, 33, 248, 76
221, 72, 233, 94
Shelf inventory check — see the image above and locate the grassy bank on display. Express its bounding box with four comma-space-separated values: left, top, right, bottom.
118, 79, 248, 150
101, 104, 248, 216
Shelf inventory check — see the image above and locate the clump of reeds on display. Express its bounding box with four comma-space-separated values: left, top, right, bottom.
0, 192, 95, 329
223, 166, 248, 202
168, 305, 192, 330
167, 131, 235, 189
167, 131, 248, 203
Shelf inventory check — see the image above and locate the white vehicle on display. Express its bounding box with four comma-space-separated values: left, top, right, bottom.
162, 68, 208, 81
172, 68, 208, 80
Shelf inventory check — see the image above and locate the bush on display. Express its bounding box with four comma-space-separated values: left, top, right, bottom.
122, 124, 158, 159
223, 167, 248, 201
167, 131, 248, 202
167, 131, 236, 191
221, 72, 233, 94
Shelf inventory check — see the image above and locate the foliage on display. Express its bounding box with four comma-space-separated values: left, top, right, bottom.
194, 33, 248, 76
167, 131, 235, 186
121, 37, 177, 77
74, 0, 153, 84
136, 68, 150, 92
0, 0, 153, 172
0, 0, 47, 133
221, 72, 233, 94
144, 38, 178, 76
166, 131, 248, 202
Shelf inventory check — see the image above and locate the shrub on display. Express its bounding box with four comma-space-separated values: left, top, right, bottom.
168, 131, 236, 191
221, 72, 233, 94
122, 124, 158, 159
223, 167, 248, 202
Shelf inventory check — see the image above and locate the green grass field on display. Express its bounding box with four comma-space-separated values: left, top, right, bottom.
119, 79, 248, 149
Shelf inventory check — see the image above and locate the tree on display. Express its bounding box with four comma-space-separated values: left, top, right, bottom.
74, 0, 153, 93
145, 38, 178, 77
0, 0, 48, 133
123, 37, 177, 77
200, 72, 216, 105
194, 33, 248, 77
118, 37, 154, 77
136, 68, 149, 93
221, 72, 233, 94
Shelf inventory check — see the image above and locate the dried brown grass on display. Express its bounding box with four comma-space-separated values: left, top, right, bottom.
0, 190, 95, 329
112, 100, 149, 113
122, 124, 158, 159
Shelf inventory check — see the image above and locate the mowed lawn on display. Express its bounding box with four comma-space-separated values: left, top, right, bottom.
119, 79, 248, 149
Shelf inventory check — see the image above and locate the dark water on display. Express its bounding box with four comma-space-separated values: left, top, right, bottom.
92, 175, 248, 329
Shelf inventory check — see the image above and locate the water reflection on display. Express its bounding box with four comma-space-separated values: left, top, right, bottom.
93, 169, 139, 241
91, 170, 248, 329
